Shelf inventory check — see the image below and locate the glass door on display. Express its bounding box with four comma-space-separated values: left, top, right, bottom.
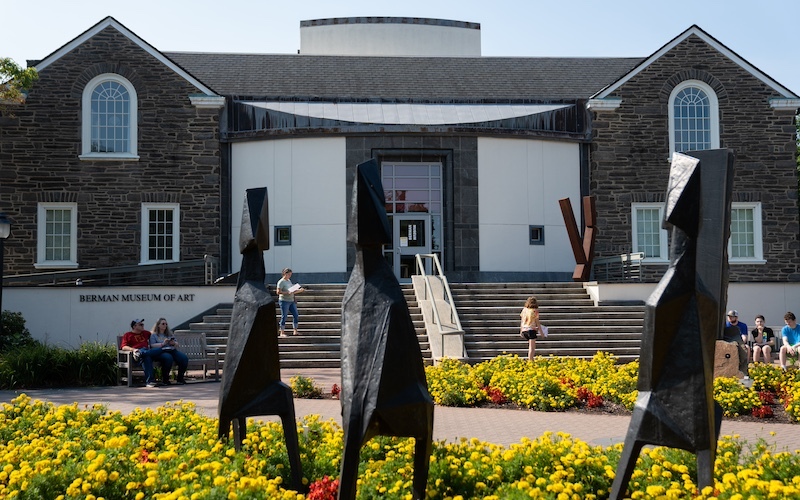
392, 214, 431, 282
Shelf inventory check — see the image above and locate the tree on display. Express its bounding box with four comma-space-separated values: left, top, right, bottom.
0, 57, 38, 116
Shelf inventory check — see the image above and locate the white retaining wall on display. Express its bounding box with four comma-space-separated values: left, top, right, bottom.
587, 281, 800, 331
3, 286, 236, 348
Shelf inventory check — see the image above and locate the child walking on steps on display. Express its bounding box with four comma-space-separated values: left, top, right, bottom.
520, 296, 541, 360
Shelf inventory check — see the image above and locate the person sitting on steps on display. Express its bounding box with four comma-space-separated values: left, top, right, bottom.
779, 311, 800, 370
750, 314, 775, 363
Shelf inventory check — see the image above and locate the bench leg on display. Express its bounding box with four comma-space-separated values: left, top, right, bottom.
127, 364, 134, 387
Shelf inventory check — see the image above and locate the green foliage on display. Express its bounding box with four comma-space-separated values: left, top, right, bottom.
0, 341, 118, 389
713, 376, 762, 416
0, 57, 38, 115
0, 310, 34, 353
290, 374, 323, 398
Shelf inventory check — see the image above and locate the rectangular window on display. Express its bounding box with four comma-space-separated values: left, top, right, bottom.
631, 202, 764, 264
141, 203, 180, 264
36, 203, 78, 268
275, 226, 292, 246
631, 203, 668, 262
729, 202, 763, 263
529, 225, 545, 245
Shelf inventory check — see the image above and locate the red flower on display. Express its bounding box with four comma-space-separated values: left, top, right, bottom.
587, 393, 605, 408
308, 475, 340, 500
751, 405, 774, 419
758, 391, 775, 405
482, 386, 508, 404
576, 387, 604, 408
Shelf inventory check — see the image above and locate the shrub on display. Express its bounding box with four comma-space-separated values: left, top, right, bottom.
425, 357, 487, 406
713, 376, 763, 416
290, 374, 323, 398
0, 310, 34, 353
0, 341, 117, 389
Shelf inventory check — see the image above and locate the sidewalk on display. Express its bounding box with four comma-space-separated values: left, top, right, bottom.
1, 368, 798, 452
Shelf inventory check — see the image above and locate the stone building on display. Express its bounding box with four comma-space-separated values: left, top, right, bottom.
1, 16, 797, 285
0, 18, 222, 278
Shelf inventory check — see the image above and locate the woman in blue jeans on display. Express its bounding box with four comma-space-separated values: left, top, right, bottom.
150, 318, 189, 384
277, 268, 305, 336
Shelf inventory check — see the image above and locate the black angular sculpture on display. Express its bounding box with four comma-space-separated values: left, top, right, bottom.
610, 149, 734, 499
338, 159, 434, 500
217, 187, 302, 490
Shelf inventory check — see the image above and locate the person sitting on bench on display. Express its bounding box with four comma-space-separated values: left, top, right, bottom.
120, 318, 173, 388
150, 318, 188, 385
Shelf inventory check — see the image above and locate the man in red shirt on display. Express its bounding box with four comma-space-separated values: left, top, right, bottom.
120, 318, 168, 387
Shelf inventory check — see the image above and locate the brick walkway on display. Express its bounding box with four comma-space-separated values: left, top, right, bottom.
1, 368, 798, 452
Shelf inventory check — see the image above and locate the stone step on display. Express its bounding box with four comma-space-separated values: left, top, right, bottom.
184, 281, 643, 368
465, 340, 641, 349
184, 283, 430, 369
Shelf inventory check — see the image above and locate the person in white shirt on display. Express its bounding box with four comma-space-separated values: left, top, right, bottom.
276, 268, 305, 336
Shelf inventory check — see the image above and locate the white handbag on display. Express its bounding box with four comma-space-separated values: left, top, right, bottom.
540, 324, 549, 337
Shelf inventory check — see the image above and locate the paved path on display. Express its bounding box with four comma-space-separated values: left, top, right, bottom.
1, 368, 797, 452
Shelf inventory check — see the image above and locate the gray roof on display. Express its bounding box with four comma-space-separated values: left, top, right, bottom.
164, 52, 644, 101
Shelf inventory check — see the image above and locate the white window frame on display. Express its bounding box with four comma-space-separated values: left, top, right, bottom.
668, 80, 719, 159
631, 203, 669, 263
141, 203, 180, 264
80, 73, 139, 160
36, 202, 78, 269
729, 202, 764, 264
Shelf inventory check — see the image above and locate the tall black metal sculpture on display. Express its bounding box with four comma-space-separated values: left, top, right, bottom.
217, 187, 302, 490
610, 149, 734, 499
338, 159, 434, 500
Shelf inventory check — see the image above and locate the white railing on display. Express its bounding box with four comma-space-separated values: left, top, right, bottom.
413, 253, 466, 361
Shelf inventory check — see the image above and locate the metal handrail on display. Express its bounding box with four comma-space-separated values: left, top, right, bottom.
414, 253, 464, 340
3, 257, 219, 287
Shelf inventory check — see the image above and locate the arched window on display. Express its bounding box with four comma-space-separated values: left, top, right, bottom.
81, 74, 138, 159
668, 80, 719, 156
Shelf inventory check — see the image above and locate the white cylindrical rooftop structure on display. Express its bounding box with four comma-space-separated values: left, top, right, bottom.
299, 17, 481, 57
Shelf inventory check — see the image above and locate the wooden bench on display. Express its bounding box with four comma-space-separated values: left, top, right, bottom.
117, 333, 220, 387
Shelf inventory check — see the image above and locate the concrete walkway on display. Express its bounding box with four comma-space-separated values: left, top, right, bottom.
1, 368, 798, 452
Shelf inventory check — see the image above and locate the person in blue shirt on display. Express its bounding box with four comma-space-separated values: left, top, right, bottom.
725, 309, 750, 359
725, 310, 748, 340
779, 311, 800, 370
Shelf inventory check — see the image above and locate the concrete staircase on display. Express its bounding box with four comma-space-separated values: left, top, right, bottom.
175, 284, 430, 369
450, 282, 644, 363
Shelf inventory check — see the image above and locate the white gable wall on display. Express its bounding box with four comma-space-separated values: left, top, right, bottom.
478, 138, 581, 273
231, 138, 347, 274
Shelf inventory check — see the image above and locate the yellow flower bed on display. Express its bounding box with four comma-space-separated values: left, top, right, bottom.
427, 354, 800, 422
1, 394, 800, 499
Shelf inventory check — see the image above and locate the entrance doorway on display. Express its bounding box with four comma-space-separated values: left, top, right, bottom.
393, 214, 431, 281
381, 162, 443, 282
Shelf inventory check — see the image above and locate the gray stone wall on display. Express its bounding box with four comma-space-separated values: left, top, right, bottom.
590, 34, 799, 282
0, 27, 221, 274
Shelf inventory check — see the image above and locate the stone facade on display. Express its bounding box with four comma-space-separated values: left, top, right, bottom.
0, 27, 221, 274
590, 34, 799, 282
